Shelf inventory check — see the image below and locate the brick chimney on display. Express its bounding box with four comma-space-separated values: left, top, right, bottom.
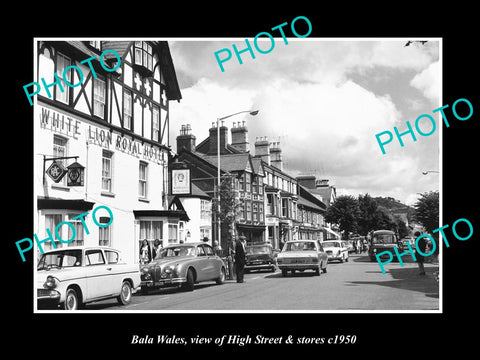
208, 121, 229, 155
254, 136, 270, 165
176, 124, 196, 153
270, 142, 283, 171
231, 121, 249, 152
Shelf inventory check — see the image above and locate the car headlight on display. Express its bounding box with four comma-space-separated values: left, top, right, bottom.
311, 257, 319, 263
44, 276, 58, 289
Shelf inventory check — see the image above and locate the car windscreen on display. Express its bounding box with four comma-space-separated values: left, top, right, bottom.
157, 246, 196, 258
246, 246, 271, 255
284, 242, 316, 251
372, 234, 396, 244
37, 250, 83, 270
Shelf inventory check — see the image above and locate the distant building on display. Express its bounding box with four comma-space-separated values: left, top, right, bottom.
296, 176, 340, 240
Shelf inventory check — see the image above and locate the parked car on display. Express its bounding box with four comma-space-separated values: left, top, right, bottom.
140, 242, 226, 293
276, 240, 328, 277
400, 236, 415, 251
37, 246, 140, 310
323, 240, 350, 262
368, 230, 401, 262
343, 240, 355, 253
245, 243, 276, 273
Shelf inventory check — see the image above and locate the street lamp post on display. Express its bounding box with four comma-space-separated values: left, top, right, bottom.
216, 110, 259, 251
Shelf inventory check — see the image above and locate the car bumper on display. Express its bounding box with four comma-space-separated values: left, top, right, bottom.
278, 264, 318, 270
245, 262, 276, 271
141, 277, 186, 288
37, 289, 61, 308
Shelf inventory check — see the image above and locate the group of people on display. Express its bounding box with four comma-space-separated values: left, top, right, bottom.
352, 238, 368, 254
139, 239, 163, 265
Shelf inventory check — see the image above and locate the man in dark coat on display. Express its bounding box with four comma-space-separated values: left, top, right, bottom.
414, 231, 427, 275
234, 236, 247, 283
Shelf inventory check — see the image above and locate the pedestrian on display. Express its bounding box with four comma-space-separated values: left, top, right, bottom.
140, 239, 152, 264
414, 231, 427, 275
152, 239, 162, 260
234, 235, 247, 283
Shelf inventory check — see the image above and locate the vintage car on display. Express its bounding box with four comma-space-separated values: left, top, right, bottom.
368, 230, 401, 262
323, 240, 350, 262
276, 240, 328, 277
37, 246, 141, 310
245, 243, 276, 273
140, 242, 226, 293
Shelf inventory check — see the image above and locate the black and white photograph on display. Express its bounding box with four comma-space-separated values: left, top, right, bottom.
33, 37, 441, 312
8, 6, 478, 357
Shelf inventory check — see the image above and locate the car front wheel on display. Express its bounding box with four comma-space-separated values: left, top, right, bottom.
182, 268, 195, 291
64, 288, 80, 310
117, 281, 132, 305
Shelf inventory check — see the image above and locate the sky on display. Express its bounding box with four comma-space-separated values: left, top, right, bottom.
168, 38, 441, 206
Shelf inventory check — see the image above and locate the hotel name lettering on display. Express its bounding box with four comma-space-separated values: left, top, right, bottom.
39, 107, 164, 164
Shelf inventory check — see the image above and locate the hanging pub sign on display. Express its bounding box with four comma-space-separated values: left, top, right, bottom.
171, 168, 191, 195
46, 160, 67, 183
66, 161, 85, 187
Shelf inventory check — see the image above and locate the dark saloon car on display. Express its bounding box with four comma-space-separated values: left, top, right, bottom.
245, 243, 276, 273
368, 230, 402, 262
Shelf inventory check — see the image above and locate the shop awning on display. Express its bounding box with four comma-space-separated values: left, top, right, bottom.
133, 210, 189, 222
236, 223, 266, 232
37, 197, 95, 211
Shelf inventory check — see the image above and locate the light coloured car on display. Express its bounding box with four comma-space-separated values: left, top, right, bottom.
276, 240, 328, 277
140, 242, 226, 293
323, 240, 350, 262
37, 246, 140, 310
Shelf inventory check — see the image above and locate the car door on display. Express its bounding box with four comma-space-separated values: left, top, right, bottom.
84, 249, 115, 300
203, 244, 220, 280
103, 249, 126, 295
194, 245, 209, 282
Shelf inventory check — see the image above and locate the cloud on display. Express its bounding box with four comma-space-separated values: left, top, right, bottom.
168, 39, 440, 204
410, 61, 441, 102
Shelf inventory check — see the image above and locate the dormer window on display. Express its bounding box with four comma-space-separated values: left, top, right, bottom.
134, 41, 153, 74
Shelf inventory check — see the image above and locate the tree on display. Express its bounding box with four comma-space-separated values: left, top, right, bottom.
212, 172, 241, 251
357, 194, 379, 236
375, 206, 397, 231
413, 191, 439, 234
325, 195, 360, 239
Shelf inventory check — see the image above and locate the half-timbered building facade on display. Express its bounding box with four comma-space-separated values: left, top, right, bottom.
34, 40, 182, 264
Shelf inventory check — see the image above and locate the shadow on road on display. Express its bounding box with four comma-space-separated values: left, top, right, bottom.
264, 271, 318, 279
346, 265, 439, 298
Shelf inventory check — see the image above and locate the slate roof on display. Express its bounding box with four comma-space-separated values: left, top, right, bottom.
199, 153, 254, 174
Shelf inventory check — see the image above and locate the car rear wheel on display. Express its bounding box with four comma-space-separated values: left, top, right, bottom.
216, 267, 226, 285
64, 288, 80, 310
117, 281, 132, 305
